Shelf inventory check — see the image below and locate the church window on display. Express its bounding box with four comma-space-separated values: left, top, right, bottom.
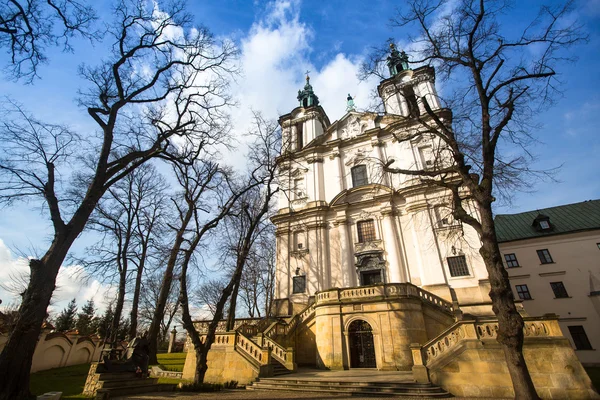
292, 276, 306, 294
447, 255, 470, 277
361, 270, 382, 286
550, 282, 569, 298
351, 165, 368, 187
296, 123, 303, 150
515, 284, 532, 300
504, 253, 520, 268
536, 249, 553, 264
568, 326, 593, 350
357, 220, 376, 243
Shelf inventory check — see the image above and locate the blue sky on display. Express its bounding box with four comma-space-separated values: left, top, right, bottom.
1, 0, 599, 311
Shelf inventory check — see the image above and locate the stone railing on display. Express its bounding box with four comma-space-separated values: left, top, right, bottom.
235, 331, 267, 367
415, 317, 562, 367
264, 301, 316, 340
193, 317, 261, 334
315, 283, 454, 314
264, 336, 295, 370
236, 323, 259, 337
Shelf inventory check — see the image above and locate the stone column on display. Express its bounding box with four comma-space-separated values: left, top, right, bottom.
167, 327, 177, 353
382, 210, 406, 283
337, 220, 356, 287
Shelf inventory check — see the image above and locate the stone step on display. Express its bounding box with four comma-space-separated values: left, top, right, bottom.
248, 379, 451, 397
99, 377, 158, 388
97, 383, 176, 398
249, 383, 451, 397
96, 372, 138, 381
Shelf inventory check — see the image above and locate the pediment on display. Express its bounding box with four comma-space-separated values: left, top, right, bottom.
330, 184, 393, 206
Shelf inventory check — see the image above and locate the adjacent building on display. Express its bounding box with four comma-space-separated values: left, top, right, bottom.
495, 199, 600, 366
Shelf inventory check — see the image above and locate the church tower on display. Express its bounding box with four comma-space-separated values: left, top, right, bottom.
377, 44, 441, 117
272, 47, 490, 321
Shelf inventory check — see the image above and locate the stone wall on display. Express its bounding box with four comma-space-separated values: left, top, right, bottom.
0, 329, 103, 372
416, 318, 599, 399
182, 338, 261, 385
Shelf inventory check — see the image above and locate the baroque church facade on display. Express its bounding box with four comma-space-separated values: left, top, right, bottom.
272, 49, 492, 321
181, 47, 597, 399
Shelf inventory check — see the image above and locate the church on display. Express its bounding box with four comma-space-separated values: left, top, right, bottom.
183, 46, 597, 398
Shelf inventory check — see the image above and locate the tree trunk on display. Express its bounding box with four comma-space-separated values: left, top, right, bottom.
129, 263, 144, 340
478, 203, 540, 400
0, 238, 73, 400
226, 281, 239, 331
110, 269, 127, 342
194, 347, 209, 384
147, 263, 176, 364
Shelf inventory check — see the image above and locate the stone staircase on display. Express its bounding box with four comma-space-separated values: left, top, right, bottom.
271, 358, 293, 376
247, 376, 452, 397
84, 370, 176, 398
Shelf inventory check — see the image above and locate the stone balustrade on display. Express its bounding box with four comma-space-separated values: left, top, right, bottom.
315, 283, 454, 314
235, 332, 266, 366
264, 336, 295, 370
416, 317, 562, 367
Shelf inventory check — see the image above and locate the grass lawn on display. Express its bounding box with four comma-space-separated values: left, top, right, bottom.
30, 363, 91, 399
156, 352, 187, 372
29, 353, 188, 398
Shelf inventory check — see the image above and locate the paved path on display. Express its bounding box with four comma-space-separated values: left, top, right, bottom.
115, 390, 506, 400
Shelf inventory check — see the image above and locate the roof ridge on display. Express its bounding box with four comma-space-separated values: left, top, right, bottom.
495, 198, 600, 217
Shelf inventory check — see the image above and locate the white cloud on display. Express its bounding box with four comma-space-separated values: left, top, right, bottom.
224, 0, 380, 170
0, 238, 116, 316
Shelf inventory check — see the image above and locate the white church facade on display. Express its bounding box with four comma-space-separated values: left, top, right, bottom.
272, 48, 492, 319
183, 47, 597, 398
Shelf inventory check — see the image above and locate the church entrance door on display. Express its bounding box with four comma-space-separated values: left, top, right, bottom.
348, 320, 376, 368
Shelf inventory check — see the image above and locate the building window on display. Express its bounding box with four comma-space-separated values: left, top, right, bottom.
296, 123, 303, 150
361, 270, 383, 286
292, 276, 306, 294
357, 220, 376, 243
351, 165, 368, 187
515, 284, 532, 300
504, 253, 520, 268
568, 326, 593, 350
597, 243, 600, 250
539, 220, 550, 230
550, 282, 569, 298
537, 249, 553, 264
447, 255, 470, 277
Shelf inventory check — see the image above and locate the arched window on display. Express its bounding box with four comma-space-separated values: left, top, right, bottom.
351, 165, 368, 187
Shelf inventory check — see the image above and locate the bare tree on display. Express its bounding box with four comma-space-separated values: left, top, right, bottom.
146, 158, 230, 364
0, 0, 97, 81
179, 113, 282, 384
195, 279, 227, 318
80, 162, 168, 341
138, 270, 180, 342
0, 0, 235, 397
128, 165, 170, 339
361, 1, 586, 398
